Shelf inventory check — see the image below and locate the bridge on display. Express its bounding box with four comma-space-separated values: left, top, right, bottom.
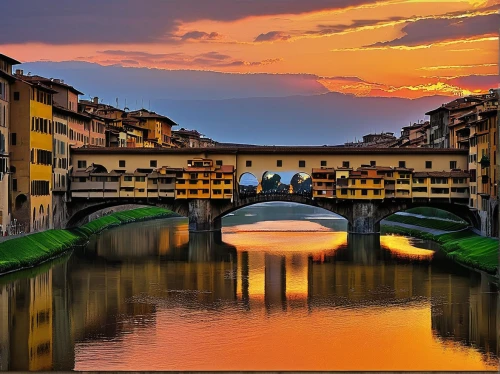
54, 146, 479, 234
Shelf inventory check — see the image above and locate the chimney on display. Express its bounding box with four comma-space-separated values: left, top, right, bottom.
15, 69, 23, 76
93, 96, 99, 104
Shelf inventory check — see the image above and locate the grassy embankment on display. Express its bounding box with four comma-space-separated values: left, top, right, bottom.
381, 208, 498, 274
0, 207, 178, 274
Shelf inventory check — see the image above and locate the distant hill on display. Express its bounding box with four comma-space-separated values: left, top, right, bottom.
153, 92, 452, 145
18, 61, 452, 145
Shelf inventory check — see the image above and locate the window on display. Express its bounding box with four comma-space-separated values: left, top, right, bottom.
124, 176, 133, 182
13, 92, 19, 101
374, 190, 380, 195
425, 161, 432, 169
216, 160, 223, 166
399, 161, 406, 168
11, 133, 16, 146
12, 179, 17, 191
470, 169, 476, 182
362, 190, 368, 196
342, 161, 349, 168
246, 160, 252, 167
299, 160, 305, 168
321, 160, 327, 167
450, 161, 457, 169
277, 160, 282, 167
77, 160, 87, 169
361, 180, 366, 184
150, 160, 157, 168
119, 160, 126, 168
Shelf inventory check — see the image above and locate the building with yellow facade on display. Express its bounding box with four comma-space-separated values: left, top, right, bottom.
0, 54, 20, 235
10, 71, 56, 231
130, 109, 178, 148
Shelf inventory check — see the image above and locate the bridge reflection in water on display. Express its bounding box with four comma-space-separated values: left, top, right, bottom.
0, 218, 497, 371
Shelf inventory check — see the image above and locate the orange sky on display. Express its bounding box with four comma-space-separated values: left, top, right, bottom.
1, 0, 498, 98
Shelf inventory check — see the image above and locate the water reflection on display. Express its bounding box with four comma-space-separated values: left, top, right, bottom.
0, 218, 497, 371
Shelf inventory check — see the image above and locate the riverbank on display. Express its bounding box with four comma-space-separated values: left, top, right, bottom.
0, 207, 179, 275
381, 224, 498, 275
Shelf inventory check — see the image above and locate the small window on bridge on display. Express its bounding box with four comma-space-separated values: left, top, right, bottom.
370, 161, 376, 166
321, 160, 327, 167
150, 160, 157, 168
216, 160, 223, 166
119, 160, 126, 168
277, 160, 282, 167
77, 160, 87, 169
425, 161, 432, 169
399, 161, 406, 168
450, 161, 457, 169
362, 190, 368, 195
342, 161, 349, 168
299, 160, 306, 167
246, 160, 252, 167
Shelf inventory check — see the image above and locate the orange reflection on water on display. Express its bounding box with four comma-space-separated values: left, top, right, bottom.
74, 303, 498, 371
223, 221, 347, 254
225, 222, 346, 299
381, 235, 435, 260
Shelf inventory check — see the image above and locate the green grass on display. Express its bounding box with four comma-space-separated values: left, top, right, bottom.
381, 225, 499, 274
404, 207, 466, 222
0, 207, 178, 274
384, 214, 468, 231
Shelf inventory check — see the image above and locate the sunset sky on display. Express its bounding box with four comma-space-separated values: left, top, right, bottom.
2, 0, 498, 98
1, 0, 498, 143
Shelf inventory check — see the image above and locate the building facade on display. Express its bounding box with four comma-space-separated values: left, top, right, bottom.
0, 54, 20, 235
10, 73, 56, 232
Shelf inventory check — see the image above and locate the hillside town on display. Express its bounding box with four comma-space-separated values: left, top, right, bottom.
0, 52, 498, 237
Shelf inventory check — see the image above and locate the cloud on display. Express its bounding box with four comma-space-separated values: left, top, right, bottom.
308, 16, 407, 35
286, 5, 499, 41
368, 13, 499, 47
254, 31, 292, 42
180, 31, 223, 41
317, 75, 495, 98
447, 74, 499, 92
0, 0, 382, 44
90, 50, 282, 69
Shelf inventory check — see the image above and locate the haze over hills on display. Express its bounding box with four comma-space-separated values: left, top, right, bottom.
18, 62, 453, 145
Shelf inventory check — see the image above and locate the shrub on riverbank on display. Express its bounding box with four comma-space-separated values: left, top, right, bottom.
0, 207, 178, 274
384, 214, 468, 231
381, 225, 498, 274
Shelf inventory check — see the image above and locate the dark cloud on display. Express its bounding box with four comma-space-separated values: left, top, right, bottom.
0, 0, 381, 44
255, 31, 292, 42
448, 74, 499, 89
368, 13, 499, 47
93, 50, 282, 68
180, 31, 222, 41
310, 16, 406, 35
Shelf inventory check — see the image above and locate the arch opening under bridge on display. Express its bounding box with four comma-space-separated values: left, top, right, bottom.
63, 193, 480, 234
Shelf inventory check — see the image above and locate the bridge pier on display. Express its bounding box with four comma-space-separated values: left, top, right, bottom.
347, 201, 381, 234
188, 200, 222, 232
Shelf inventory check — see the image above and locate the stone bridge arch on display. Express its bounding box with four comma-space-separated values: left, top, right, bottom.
63, 199, 189, 229
62, 194, 480, 235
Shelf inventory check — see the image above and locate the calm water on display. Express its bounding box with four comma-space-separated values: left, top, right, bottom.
0, 203, 498, 371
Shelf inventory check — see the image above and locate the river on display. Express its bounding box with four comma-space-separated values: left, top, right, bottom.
0, 203, 498, 371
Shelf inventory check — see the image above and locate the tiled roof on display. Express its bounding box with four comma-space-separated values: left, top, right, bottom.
71, 146, 469, 155
217, 165, 234, 173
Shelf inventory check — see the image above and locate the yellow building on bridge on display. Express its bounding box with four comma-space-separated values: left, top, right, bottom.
68, 147, 469, 204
